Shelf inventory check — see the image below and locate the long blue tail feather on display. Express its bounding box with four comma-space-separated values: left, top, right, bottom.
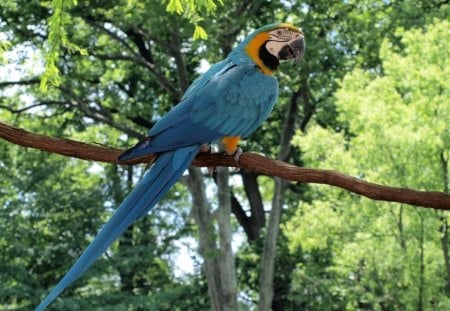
35, 146, 199, 310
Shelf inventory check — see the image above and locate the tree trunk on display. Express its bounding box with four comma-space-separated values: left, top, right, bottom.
439, 150, 450, 295
217, 167, 238, 310
417, 213, 425, 311
439, 215, 450, 295
111, 164, 135, 293
397, 205, 407, 250
258, 87, 303, 310
230, 171, 265, 241
241, 171, 265, 237
258, 177, 288, 311
187, 167, 238, 310
187, 167, 223, 311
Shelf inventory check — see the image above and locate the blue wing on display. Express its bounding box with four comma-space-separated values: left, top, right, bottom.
120, 62, 278, 161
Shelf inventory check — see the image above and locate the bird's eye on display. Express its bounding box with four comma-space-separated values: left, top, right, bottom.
276, 30, 282, 36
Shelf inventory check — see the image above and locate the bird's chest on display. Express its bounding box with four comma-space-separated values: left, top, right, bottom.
221, 67, 278, 109
189, 64, 279, 138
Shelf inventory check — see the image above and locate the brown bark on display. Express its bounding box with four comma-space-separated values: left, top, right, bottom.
439, 215, 450, 295
417, 213, 425, 311
216, 167, 238, 310
258, 177, 288, 311
241, 171, 265, 230
229, 171, 265, 241
0, 120, 449, 209
186, 167, 223, 311
258, 86, 301, 311
230, 193, 257, 240
439, 150, 450, 294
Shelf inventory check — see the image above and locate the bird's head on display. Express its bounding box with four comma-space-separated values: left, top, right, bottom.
235, 23, 305, 75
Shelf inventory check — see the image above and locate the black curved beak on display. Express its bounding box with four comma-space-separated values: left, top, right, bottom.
278, 37, 305, 61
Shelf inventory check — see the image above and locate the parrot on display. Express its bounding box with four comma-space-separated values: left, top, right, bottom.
35, 22, 305, 310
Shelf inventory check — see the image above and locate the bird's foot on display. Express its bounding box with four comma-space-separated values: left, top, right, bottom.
224, 147, 243, 163
200, 144, 212, 153
232, 147, 243, 162
200, 144, 217, 176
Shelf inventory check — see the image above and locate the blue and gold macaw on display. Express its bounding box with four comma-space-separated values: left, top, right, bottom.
36, 23, 304, 310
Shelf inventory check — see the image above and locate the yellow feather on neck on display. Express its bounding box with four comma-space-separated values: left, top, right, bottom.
245, 32, 273, 75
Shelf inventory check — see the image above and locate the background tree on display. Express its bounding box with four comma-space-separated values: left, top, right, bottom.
285, 19, 449, 310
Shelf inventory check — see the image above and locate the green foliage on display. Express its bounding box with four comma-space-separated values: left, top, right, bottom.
166, 0, 222, 39
0, 141, 107, 308
0, 40, 10, 63
40, 0, 221, 90
286, 19, 450, 310
335, 19, 449, 189
40, 0, 87, 91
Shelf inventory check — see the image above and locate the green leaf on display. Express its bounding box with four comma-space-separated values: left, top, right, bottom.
166, 0, 184, 14
193, 24, 208, 40
40, 0, 86, 90
0, 40, 11, 63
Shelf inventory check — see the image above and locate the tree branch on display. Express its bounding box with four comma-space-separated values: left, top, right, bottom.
0, 120, 449, 209
241, 171, 265, 237
0, 78, 40, 88
56, 86, 145, 140
0, 101, 66, 114
85, 19, 180, 99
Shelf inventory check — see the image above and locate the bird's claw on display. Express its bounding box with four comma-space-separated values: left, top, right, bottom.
200, 144, 212, 153
223, 147, 243, 163
200, 144, 217, 177
232, 147, 243, 162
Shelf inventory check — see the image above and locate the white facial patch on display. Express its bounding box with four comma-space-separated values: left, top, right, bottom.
265, 40, 287, 58
265, 28, 302, 59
